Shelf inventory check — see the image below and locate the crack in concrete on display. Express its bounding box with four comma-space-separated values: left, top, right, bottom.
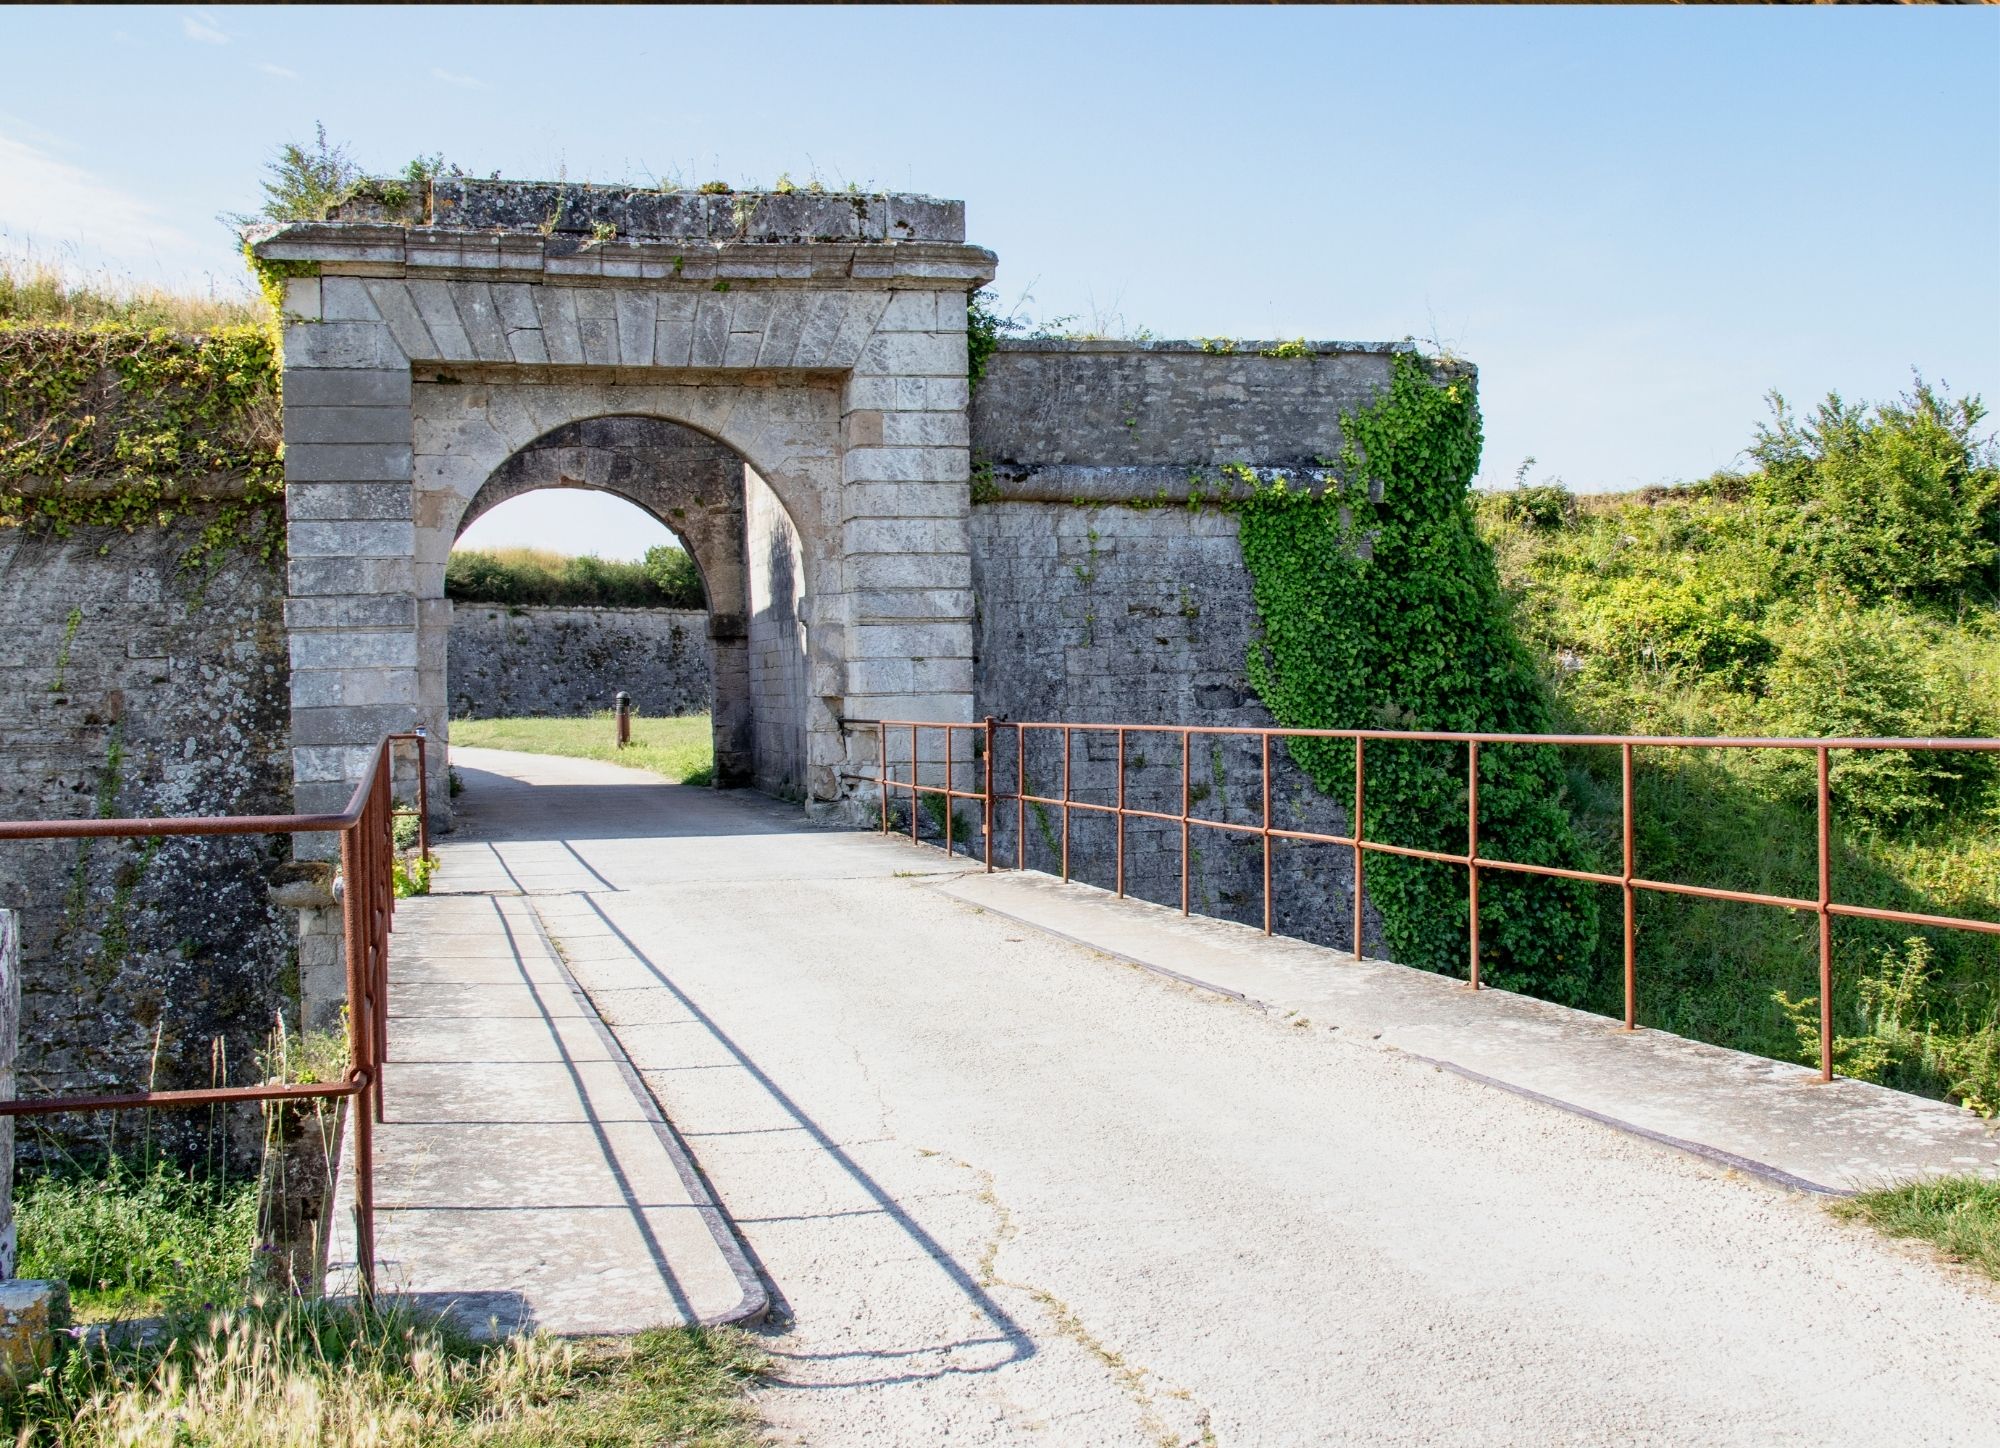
924, 1148, 1218, 1448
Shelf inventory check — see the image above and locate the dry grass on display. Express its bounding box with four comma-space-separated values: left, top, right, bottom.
2, 1299, 766, 1446
0, 253, 268, 332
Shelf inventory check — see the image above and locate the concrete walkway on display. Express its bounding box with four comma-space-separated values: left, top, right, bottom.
392, 747, 2000, 1445
326, 863, 761, 1334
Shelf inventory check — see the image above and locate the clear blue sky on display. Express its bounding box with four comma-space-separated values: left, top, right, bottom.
7, 5, 1996, 559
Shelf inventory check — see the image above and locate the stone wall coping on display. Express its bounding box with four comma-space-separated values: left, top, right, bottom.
245, 223, 996, 287
450, 602, 710, 620
994, 338, 1437, 360
333, 180, 966, 243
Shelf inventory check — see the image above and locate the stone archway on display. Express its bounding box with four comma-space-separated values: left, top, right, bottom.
453, 416, 758, 786
254, 178, 995, 839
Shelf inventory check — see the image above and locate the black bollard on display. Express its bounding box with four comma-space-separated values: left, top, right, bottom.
615, 690, 632, 748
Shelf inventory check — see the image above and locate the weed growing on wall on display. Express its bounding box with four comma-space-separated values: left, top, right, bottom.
1237, 352, 1600, 1001
0, 322, 284, 574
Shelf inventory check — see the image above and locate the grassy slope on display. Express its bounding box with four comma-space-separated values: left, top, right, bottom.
453, 713, 716, 787
1476, 489, 1998, 1111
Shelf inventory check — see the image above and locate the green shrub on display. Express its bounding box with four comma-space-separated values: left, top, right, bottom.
17, 1156, 260, 1314
1748, 379, 2000, 602
1241, 354, 1600, 1003
445, 546, 704, 609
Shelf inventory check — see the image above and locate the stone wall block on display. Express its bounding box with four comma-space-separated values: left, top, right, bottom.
876, 290, 938, 332
285, 443, 413, 484
850, 587, 976, 622
536, 287, 586, 365
791, 292, 853, 368
577, 291, 625, 365
881, 410, 970, 447
288, 520, 415, 559
616, 289, 656, 366
842, 516, 967, 555
285, 483, 413, 522
289, 629, 419, 672
319, 277, 382, 323
284, 406, 412, 447
824, 293, 892, 368
448, 282, 512, 362
285, 595, 416, 630
689, 293, 731, 367
290, 667, 421, 708
852, 622, 970, 660
361, 281, 437, 361
843, 446, 964, 484
285, 368, 411, 408
856, 330, 964, 378
291, 742, 395, 784
406, 282, 474, 360
653, 292, 698, 366
756, 292, 810, 366
284, 322, 406, 371
846, 552, 973, 590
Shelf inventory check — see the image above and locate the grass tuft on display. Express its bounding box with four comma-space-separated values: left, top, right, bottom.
1832, 1176, 2000, 1282
0, 1297, 767, 1447
453, 713, 716, 788
0, 253, 267, 332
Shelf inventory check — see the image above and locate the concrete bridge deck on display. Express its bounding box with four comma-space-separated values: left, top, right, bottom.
343, 745, 2000, 1446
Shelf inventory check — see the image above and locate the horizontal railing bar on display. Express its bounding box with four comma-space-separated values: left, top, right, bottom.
1631, 878, 1819, 912
0, 1076, 368, 1118
880, 720, 2000, 753
1828, 902, 2000, 936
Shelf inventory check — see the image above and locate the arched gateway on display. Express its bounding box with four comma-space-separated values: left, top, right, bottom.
254, 180, 993, 838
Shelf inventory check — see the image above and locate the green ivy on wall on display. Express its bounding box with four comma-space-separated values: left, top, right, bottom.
0, 322, 286, 575
1237, 352, 1600, 1002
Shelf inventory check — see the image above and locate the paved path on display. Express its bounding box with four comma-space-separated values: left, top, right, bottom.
326, 857, 760, 1333
444, 747, 2000, 1446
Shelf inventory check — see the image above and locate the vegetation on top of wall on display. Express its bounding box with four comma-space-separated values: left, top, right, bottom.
446, 545, 706, 609
1479, 380, 1998, 1110
0, 270, 285, 572
1235, 352, 1601, 1003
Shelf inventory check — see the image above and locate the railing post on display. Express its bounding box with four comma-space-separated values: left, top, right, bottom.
339, 816, 376, 1302
1115, 727, 1127, 899
414, 730, 430, 858
1621, 742, 1636, 1032
983, 716, 996, 873
1060, 726, 1073, 883
1261, 732, 1273, 936
1016, 725, 1026, 871
910, 725, 919, 846
1351, 737, 1365, 959
879, 723, 889, 835
1817, 745, 1833, 1083
944, 725, 955, 858
1179, 729, 1191, 916
1467, 739, 1481, 990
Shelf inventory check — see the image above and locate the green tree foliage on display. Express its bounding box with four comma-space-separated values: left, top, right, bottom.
643, 543, 706, 607
446, 546, 704, 609
1238, 353, 1600, 1002
1478, 378, 1999, 1111
251, 123, 362, 223
1748, 378, 1999, 602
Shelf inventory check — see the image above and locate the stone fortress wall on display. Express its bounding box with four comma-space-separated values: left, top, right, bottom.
448, 605, 711, 719
0, 177, 1429, 1111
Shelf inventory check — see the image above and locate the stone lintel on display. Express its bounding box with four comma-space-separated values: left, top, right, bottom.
249, 223, 995, 289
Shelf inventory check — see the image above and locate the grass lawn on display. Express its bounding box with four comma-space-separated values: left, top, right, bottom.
453, 713, 715, 787
1833, 1177, 2000, 1283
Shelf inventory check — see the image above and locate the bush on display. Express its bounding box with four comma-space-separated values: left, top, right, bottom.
1762, 600, 1996, 826
1749, 379, 2000, 602
16, 1156, 260, 1315
445, 546, 704, 608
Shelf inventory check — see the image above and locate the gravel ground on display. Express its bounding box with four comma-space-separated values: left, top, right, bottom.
455, 748, 2000, 1448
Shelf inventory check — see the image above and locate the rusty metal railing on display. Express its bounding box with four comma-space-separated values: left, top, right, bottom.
0, 731, 430, 1298
877, 718, 2000, 1084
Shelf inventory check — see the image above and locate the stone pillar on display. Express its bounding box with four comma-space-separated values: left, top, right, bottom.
279, 277, 421, 857
834, 288, 978, 813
